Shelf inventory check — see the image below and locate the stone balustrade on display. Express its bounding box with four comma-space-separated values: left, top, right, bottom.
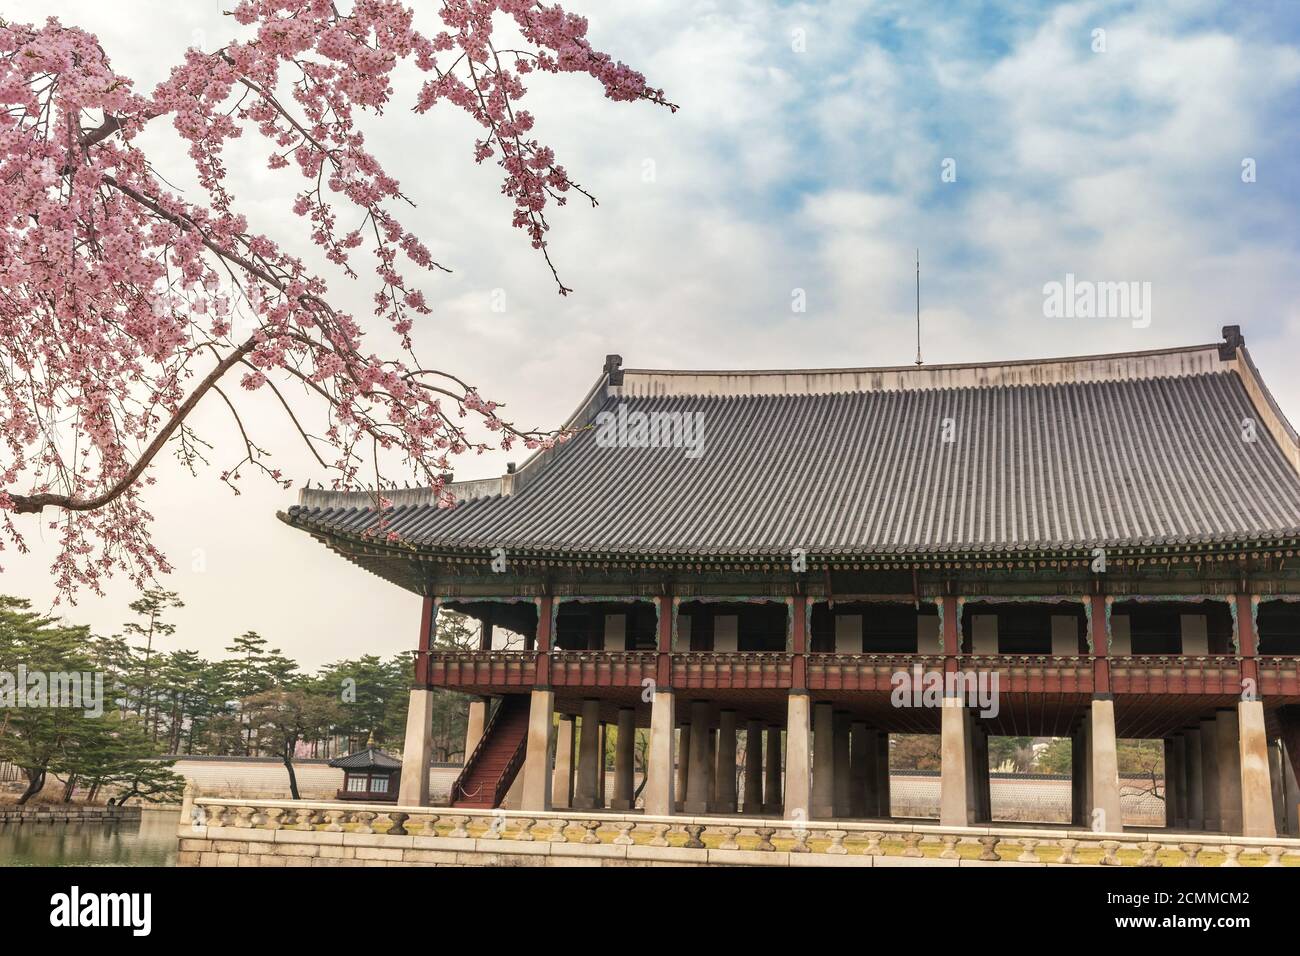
177, 790, 1300, 868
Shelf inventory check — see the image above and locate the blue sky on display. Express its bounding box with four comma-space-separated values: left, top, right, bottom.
5, 0, 1300, 665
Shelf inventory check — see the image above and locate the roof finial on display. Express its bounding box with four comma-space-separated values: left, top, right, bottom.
914, 249, 923, 366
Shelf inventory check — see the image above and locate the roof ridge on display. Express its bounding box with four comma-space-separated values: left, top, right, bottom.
621, 340, 1222, 378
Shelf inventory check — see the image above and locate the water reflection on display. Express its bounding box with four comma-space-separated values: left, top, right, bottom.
0, 808, 179, 866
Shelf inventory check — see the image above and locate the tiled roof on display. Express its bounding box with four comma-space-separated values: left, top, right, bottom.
282, 333, 1300, 563
328, 747, 402, 770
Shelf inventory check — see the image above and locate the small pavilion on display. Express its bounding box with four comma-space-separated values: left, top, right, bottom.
329, 746, 402, 802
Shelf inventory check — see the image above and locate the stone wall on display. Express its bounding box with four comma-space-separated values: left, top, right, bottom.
0, 804, 142, 824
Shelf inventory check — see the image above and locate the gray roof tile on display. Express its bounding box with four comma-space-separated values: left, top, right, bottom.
285, 366, 1300, 557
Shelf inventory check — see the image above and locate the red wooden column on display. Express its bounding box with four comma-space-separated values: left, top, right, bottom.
413, 595, 435, 686
791, 593, 808, 689
535, 595, 554, 687
656, 593, 673, 688
942, 594, 959, 675
1089, 593, 1110, 695
1237, 592, 1259, 688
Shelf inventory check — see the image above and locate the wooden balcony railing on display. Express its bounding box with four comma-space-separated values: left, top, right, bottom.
1107, 655, 1242, 695
550, 650, 659, 687
806, 654, 944, 692
671, 652, 793, 689
1257, 656, 1300, 696
960, 655, 1094, 694
413, 649, 536, 688
410, 649, 1294, 696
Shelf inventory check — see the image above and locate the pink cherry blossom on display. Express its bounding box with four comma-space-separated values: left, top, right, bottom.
0, 3, 672, 597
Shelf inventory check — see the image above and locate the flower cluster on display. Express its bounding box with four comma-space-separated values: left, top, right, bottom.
0, 3, 669, 596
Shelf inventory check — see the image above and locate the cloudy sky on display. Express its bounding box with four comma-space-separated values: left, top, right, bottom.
6, 0, 1300, 669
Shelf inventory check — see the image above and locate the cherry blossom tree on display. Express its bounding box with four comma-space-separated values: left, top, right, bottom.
0, 1, 672, 596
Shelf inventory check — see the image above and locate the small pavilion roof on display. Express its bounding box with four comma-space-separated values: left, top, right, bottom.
328, 747, 402, 771
279, 327, 1300, 588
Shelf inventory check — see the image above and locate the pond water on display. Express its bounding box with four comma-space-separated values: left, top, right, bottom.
0, 808, 179, 866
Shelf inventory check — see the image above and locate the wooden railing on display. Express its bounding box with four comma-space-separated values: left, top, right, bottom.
807, 654, 944, 692
960, 655, 1094, 694
1258, 656, 1300, 696
181, 793, 1300, 868
1108, 655, 1242, 695
411, 648, 1293, 695
671, 652, 792, 689
550, 650, 658, 687
413, 649, 536, 688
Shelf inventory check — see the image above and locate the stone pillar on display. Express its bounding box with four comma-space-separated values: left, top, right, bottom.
849, 720, 869, 817
551, 714, 576, 809
832, 711, 851, 818
742, 719, 764, 814
1237, 699, 1276, 838
397, 688, 435, 806
1089, 698, 1123, 833
643, 690, 675, 816
464, 696, 488, 760
876, 731, 891, 817
860, 727, 880, 818
611, 707, 637, 811
1216, 708, 1244, 834
1283, 743, 1300, 835
706, 728, 718, 810
1173, 735, 1188, 827
812, 701, 835, 819
573, 698, 602, 810
674, 725, 690, 813
784, 692, 812, 820
1269, 740, 1286, 836
1200, 716, 1220, 831
684, 701, 712, 815
1170, 738, 1180, 832
1184, 727, 1203, 831
715, 710, 739, 814
599, 722, 608, 805
940, 697, 974, 826
1070, 725, 1086, 826
519, 688, 555, 812
1079, 720, 1095, 827
976, 725, 992, 823
764, 726, 783, 815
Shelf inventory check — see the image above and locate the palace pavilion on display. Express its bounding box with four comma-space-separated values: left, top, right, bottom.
280, 326, 1300, 836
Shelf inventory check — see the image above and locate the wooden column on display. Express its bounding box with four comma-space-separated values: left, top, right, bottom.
656, 593, 673, 689
1236, 592, 1258, 687
1088, 592, 1109, 695
791, 593, 808, 689
942, 594, 959, 674
413, 595, 435, 686
535, 594, 553, 687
